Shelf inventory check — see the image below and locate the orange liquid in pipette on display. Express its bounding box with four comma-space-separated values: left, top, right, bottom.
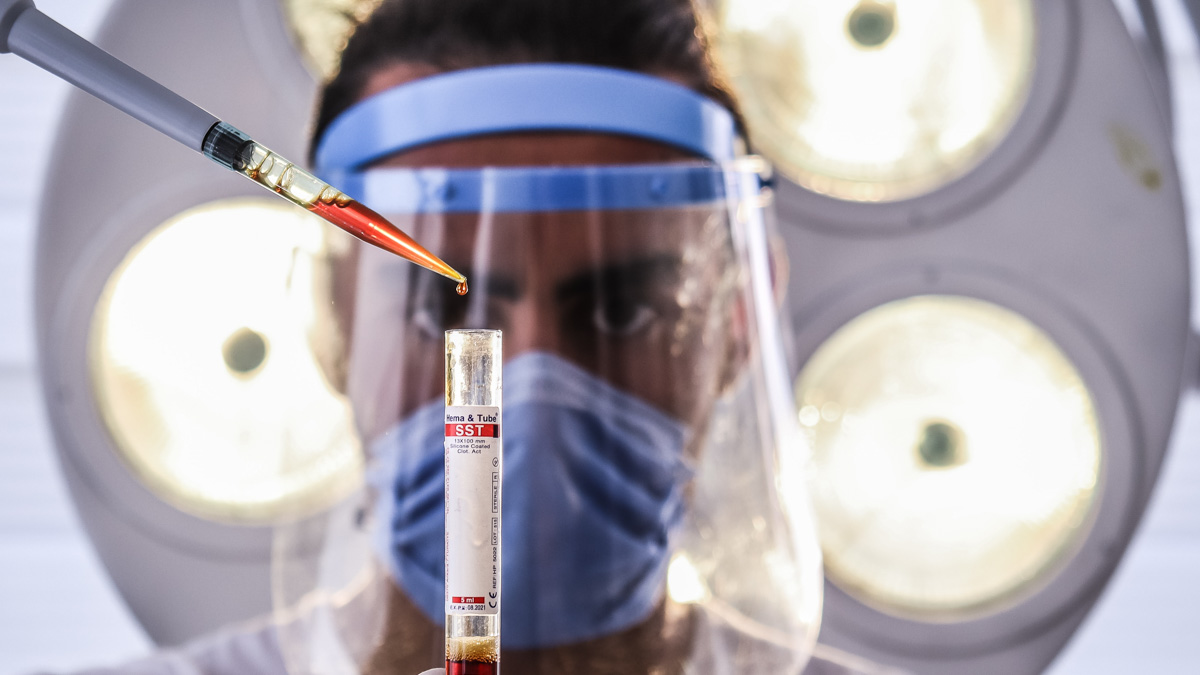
309, 199, 467, 292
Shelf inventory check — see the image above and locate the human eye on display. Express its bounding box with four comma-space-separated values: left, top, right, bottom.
408, 285, 468, 341
411, 303, 444, 341
592, 294, 659, 337
558, 259, 683, 341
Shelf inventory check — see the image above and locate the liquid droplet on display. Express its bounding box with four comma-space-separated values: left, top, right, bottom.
456, 280, 469, 296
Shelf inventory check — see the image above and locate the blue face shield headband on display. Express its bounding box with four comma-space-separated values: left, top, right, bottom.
311, 63, 745, 305
313, 64, 746, 245
314, 63, 739, 191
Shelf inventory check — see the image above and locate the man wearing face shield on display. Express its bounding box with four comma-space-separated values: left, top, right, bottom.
49, 1, 826, 674
298, 0, 824, 672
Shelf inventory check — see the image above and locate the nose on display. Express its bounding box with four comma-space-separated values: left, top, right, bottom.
502, 287, 560, 360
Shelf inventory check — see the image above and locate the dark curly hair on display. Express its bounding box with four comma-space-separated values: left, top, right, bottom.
308, 0, 740, 161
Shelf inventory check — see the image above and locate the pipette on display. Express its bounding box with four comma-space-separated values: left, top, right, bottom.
0, 0, 466, 293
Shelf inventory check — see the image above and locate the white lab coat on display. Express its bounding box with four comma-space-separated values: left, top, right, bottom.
37, 595, 893, 674
40, 616, 898, 675
30, 607, 446, 675
46, 616, 288, 675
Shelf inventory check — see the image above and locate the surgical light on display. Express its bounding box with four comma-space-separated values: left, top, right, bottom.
796, 295, 1101, 618
89, 199, 361, 523
32, 0, 362, 643
709, 0, 1035, 202
761, 0, 1190, 671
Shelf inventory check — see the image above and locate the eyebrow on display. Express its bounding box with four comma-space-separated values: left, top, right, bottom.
553, 255, 683, 303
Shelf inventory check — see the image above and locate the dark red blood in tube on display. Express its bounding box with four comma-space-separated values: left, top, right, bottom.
446, 660, 498, 675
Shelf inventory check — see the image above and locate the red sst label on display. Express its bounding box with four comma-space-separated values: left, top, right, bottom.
445, 423, 499, 438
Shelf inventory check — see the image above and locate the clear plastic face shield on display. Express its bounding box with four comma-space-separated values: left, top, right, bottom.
273, 65, 822, 674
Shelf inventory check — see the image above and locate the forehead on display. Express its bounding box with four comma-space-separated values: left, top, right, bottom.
376, 131, 694, 168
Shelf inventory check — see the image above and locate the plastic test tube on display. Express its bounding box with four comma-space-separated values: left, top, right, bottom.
444, 330, 502, 675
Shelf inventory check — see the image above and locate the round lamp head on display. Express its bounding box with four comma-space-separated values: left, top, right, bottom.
711, 0, 1035, 202
90, 199, 361, 524
797, 295, 1101, 619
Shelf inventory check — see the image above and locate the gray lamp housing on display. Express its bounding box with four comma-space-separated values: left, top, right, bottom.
775, 0, 1190, 672
33, 0, 325, 645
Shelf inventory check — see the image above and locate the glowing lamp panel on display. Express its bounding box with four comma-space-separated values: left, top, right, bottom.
796, 296, 1101, 618
280, 0, 383, 79
89, 199, 361, 524
714, 0, 1035, 201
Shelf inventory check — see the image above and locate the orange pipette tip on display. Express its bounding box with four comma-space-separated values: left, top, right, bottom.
309, 198, 467, 292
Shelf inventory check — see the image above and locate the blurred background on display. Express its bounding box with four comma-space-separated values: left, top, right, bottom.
0, 0, 1197, 673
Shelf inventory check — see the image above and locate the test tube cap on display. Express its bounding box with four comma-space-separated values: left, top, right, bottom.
445, 330, 502, 407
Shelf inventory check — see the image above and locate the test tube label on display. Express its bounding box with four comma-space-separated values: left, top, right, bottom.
445, 405, 501, 615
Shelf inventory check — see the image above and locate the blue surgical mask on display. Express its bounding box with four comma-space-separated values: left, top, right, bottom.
367, 351, 693, 649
